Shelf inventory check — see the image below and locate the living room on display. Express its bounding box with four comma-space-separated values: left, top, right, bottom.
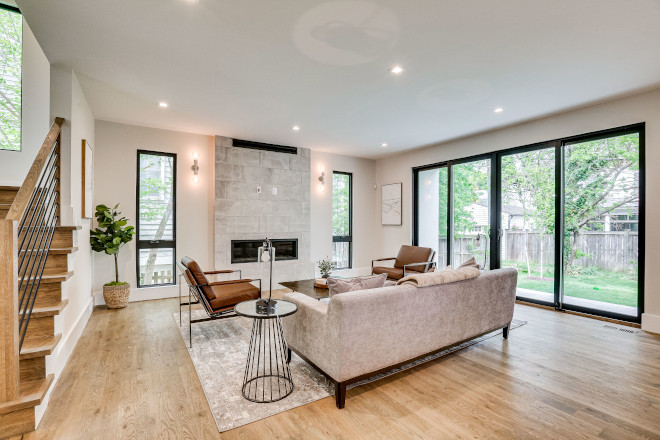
0, 1, 659, 439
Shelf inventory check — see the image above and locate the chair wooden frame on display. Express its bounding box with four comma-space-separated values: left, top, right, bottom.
176, 261, 261, 347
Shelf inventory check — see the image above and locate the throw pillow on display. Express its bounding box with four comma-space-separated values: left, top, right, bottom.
327, 273, 387, 296
458, 257, 480, 269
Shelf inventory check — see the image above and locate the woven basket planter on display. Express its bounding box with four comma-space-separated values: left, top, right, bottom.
103, 283, 131, 309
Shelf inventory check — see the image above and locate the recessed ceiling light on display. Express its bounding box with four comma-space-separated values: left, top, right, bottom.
159, 102, 168, 108
389, 65, 404, 75
494, 107, 503, 113
381, 143, 388, 147
292, 125, 300, 131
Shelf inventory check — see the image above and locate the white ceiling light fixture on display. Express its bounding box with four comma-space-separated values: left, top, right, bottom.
292, 125, 300, 131
389, 65, 404, 75
494, 107, 504, 113
381, 143, 388, 147
159, 101, 168, 108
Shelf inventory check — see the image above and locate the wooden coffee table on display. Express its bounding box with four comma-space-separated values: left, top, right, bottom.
280, 279, 330, 300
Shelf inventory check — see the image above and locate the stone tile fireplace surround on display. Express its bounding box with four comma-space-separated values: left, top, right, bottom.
214, 136, 314, 289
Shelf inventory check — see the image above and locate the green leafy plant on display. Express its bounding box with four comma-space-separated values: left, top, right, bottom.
317, 257, 334, 278
90, 204, 135, 285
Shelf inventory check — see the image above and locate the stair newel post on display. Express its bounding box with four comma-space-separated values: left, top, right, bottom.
0, 219, 20, 403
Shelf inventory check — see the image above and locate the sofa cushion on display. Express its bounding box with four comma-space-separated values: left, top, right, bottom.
327, 273, 387, 296
394, 245, 433, 272
459, 257, 480, 269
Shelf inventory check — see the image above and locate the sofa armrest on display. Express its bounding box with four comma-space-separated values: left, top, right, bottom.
281, 292, 338, 378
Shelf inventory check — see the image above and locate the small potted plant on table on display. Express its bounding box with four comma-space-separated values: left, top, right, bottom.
90, 204, 135, 308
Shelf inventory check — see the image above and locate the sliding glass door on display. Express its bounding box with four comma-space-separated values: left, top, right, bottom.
561, 132, 641, 318
413, 124, 644, 322
499, 147, 556, 305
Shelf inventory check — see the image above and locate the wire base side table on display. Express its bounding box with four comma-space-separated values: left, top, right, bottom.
235, 299, 298, 403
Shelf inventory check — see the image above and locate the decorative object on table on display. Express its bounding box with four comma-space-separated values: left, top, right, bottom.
327, 273, 387, 296
381, 182, 402, 225
90, 204, 135, 308
317, 257, 333, 278
256, 238, 276, 313
235, 299, 298, 403
313, 278, 329, 289
81, 139, 94, 218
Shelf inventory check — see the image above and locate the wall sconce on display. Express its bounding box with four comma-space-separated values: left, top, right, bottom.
191, 152, 200, 184
318, 166, 325, 192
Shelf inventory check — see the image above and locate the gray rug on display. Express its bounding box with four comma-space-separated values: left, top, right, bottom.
173, 310, 526, 432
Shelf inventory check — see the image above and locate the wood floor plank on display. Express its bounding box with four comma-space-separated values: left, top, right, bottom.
24, 299, 660, 440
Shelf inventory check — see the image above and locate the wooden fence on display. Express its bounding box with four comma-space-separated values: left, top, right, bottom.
437, 230, 638, 272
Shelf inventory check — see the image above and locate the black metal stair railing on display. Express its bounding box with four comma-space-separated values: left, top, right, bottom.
17, 139, 60, 350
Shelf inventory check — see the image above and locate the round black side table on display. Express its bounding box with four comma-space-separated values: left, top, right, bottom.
234, 299, 298, 403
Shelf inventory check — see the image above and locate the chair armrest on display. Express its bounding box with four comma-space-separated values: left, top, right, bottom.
402, 261, 435, 276
208, 278, 255, 287
372, 257, 396, 267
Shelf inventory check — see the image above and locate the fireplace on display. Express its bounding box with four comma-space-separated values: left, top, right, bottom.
231, 239, 298, 264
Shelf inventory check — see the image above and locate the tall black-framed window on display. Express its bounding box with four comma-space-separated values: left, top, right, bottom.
332, 171, 352, 269
0, 3, 22, 151
136, 150, 177, 288
413, 123, 645, 323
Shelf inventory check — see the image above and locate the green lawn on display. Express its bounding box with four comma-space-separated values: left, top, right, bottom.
503, 261, 638, 307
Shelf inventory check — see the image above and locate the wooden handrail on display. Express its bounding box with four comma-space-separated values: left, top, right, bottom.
6, 117, 64, 222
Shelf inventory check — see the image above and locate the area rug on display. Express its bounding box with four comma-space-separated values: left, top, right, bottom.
173, 310, 526, 432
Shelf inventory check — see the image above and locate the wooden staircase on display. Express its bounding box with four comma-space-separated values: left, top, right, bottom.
0, 118, 78, 438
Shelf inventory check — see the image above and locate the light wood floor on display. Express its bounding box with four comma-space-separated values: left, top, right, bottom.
23, 299, 660, 440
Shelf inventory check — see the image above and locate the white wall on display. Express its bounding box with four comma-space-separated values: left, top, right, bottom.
37, 68, 96, 423
310, 150, 379, 277
92, 121, 214, 303
0, 19, 50, 186
374, 87, 660, 333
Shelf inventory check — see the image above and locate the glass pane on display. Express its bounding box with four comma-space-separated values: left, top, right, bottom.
138, 153, 175, 240
416, 167, 448, 267
332, 242, 350, 270
0, 9, 22, 151
451, 159, 491, 269
500, 148, 555, 303
563, 133, 640, 317
332, 173, 351, 268
138, 248, 175, 286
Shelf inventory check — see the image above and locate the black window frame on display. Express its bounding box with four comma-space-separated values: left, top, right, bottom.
136, 149, 177, 288
332, 171, 353, 270
413, 123, 645, 323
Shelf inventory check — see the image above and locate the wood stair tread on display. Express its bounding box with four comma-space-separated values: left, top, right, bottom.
0, 374, 54, 415
20, 334, 62, 360
21, 271, 73, 284
23, 225, 81, 231
0, 186, 20, 191
19, 300, 68, 318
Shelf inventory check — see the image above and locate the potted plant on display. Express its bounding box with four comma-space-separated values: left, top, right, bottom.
317, 257, 334, 279
90, 204, 135, 308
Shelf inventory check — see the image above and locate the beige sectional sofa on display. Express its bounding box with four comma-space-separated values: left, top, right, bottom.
282, 268, 518, 408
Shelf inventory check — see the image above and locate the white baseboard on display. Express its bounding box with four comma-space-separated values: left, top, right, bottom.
94, 285, 180, 306
35, 295, 94, 426
641, 313, 660, 334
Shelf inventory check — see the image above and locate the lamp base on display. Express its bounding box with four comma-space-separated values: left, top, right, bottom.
256, 298, 278, 313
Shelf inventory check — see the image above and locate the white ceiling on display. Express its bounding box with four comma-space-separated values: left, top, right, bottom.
16, 0, 660, 158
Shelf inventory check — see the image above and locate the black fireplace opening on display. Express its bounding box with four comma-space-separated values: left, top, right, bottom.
231, 239, 298, 264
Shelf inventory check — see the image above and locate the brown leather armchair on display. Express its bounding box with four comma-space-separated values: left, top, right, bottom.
372, 245, 436, 280
177, 256, 261, 346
